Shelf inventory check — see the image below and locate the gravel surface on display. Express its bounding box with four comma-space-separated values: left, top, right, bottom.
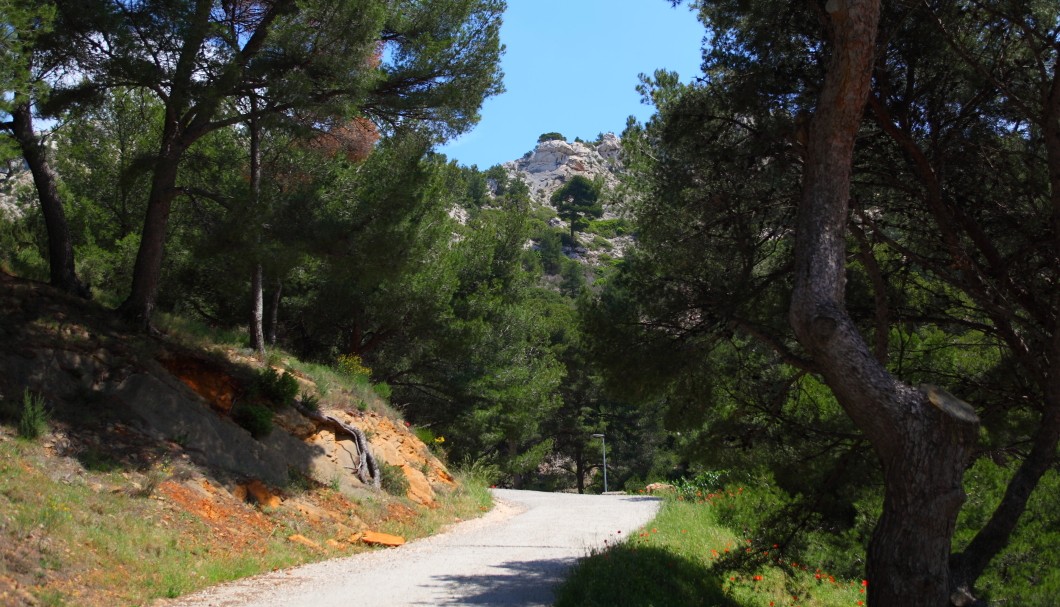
161, 489, 661, 607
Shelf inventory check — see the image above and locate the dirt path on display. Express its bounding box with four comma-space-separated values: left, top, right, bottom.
161, 489, 661, 607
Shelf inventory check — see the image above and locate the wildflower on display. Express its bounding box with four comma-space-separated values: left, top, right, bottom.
862, 580, 869, 587
753, 575, 763, 582
434, 436, 446, 443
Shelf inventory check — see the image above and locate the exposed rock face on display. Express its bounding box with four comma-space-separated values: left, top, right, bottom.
502, 133, 622, 205
0, 271, 455, 509
357, 414, 456, 506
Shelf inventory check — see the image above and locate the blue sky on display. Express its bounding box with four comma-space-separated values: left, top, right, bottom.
436, 1, 707, 169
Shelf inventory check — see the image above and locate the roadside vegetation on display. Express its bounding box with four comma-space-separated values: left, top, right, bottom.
558, 469, 1060, 607
0, 414, 491, 607
3, 0, 1060, 604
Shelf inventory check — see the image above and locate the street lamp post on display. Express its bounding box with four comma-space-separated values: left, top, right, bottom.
591, 433, 607, 493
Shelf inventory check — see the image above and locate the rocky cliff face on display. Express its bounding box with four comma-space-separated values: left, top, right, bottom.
500, 133, 632, 266
502, 133, 622, 205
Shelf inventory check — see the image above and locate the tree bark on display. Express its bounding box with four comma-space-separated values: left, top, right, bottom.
250, 263, 266, 356
575, 444, 585, 494
267, 279, 282, 345
9, 101, 88, 298
247, 102, 266, 356
118, 144, 182, 330
788, 2, 978, 606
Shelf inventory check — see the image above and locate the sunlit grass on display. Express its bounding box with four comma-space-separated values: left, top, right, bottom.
556, 489, 869, 607
0, 428, 493, 606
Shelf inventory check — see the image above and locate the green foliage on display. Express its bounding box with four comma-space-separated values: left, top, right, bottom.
555, 543, 734, 607
556, 489, 870, 607
535, 229, 565, 275
379, 462, 410, 497
537, 132, 565, 143
413, 426, 436, 445
17, 389, 48, 440
232, 403, 274, 439
586, 218, 631, 238
371, 382, 391, 401
299, 390, 320, 412
254, 368, 299, 409
955, 460, 1060, 604
671, 470, 727, 500
551, 175, 602, 239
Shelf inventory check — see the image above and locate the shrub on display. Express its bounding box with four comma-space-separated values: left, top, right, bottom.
18, 389, 48, 440
299, 390, 321, 412
336, 354, 372, 381
537, 132, 564, 143
588, 218, 632, 238
671, 470, 727, 500
380, 462, 410, 497
256, 367, 299, 408
232, 402, 274, 438
414, 426, 436, 445
372, 382, 392, 401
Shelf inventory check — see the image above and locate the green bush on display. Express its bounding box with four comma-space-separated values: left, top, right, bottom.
414, 426, 436, 445
299, 390, 321, 412
587, 218, 632, 238
232, 402, 274, 438
671, 470, 727, 500
537, 132, 565, 143
380, 462, 410, 497
372, 382, 392, 401
255, 367, 299, 408
18, 389, 48, 440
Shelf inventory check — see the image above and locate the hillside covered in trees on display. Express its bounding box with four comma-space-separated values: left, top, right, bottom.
3, 1, 1060, 606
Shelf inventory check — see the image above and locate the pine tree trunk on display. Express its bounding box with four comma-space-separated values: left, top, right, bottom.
10, 101, 88, 298
575, 445, 585, 494
250, 263, 266, 356
267, 279, 282, 345
247, 103, 266, 356
118, 142, 182, 331
788, 2, 978, 605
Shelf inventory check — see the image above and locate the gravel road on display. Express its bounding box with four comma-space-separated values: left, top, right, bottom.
162, 489, 661, 607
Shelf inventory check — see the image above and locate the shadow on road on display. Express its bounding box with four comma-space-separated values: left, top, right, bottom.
423, 557, 577, 606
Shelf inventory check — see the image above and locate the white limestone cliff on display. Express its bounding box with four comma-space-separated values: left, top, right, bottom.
502, 133, 622, 205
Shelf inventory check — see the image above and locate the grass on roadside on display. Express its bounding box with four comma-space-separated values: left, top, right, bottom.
0, 430, 493, 607
555, 488, 869, 607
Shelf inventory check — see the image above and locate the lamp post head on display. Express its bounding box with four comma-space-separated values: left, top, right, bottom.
591, 433, 604, 438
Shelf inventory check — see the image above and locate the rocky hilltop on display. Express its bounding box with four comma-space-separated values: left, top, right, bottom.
503, 133, 622, 206
498, 133, 632, 266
